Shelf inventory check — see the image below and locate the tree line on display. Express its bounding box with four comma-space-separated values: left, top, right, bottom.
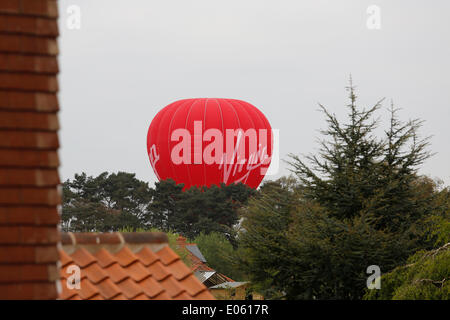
62, 172, 254, 240
62, 82, 449, 299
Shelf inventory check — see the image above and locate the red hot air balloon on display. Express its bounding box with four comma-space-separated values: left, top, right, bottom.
147, 98, 272, 190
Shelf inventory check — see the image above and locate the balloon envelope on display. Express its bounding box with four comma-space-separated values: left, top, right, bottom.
147, 98, 272, 190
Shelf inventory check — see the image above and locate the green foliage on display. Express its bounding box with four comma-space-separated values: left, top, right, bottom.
62, 173, 255, 240
421, 184, 450, 247
364, 243, 449, 300
238, 177, 408, 299
288, 85, 431, 232
193, 232, 246, 281
238, 82, 443, 299
62, 172, 150, 232
146, 179, 254, 239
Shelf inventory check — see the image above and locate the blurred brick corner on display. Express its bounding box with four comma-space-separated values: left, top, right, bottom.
0, 0, 61, 299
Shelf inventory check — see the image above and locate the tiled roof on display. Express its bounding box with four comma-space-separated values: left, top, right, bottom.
0, 0, 61, 299
210, 281, 248, 289
176, 236, 212, 272
59, 232, 215, 300
175, 236, 235, 287
186, 244, 207, 263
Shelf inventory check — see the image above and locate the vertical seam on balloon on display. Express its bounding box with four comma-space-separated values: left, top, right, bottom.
235, 99, 256, 185
202, 98, 208, 187
183, 99, 197, 190
167, 99, 192, 187
215, 98, 225, 186
224, 99, 241, 186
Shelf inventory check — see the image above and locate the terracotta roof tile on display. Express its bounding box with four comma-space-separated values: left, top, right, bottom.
159, 276, 185, 298
157, 245, 180, 265
60, 283, 78, 300
137, 276, 164, 298
58, 232, 215, 300
103, 263, 128, 283
70, 248, 96, 268
193, 289, 216, 300
168, 259, 193, 280
78, 278, 100, 300
93, 248, 117, 268
115, 246, 138, 267
153, 291, 172, 300
125, 261, 150, 282
135, 246, 159, 266
111, 293, 127, 300
95, 278, 122, 300
147, 260, 171, 281
179, 274, 209, 297
132, 293, 151, 300
174, 291, 194, 300
82, 263, 109, 284
115, 278, 143, 299
58, 249, 73, 268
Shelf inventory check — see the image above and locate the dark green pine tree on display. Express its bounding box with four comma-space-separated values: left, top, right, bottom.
288, 80, 431, 232
238, 80, 434, 299
62, 172, 153, 232
147, 178, 184, 231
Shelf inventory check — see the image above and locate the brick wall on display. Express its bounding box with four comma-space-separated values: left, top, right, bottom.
0, 0, 61, 299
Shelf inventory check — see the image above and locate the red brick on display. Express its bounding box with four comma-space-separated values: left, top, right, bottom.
0, 168, 60, 186
0, 226, 21, 243
0, 0, 60, 301
0, 34, 58, 55
0, 15, 6, 30
0, 149, 59, 168
21, 0, 58, 18
0, 15, 58, 36
0, 111, 59, 130
0, 246, 34, 263
0, 187, 61, 205
0, 34, 21, 52
0, 282, 58, 299
0, 0, 20, 14
19, 226, 59, 244
35, 245, 58, 263
0, 52, 7, 66
0, 131, 59, 148
0, 226, 59, 245
0, 73, 58, 92
35, 92, 59, 110
0, 264, 58, 283
35, 17, 59, 36
0, 54, 59, 73
0, 91, 59, 111
0, 283, 33, 299
0, 167, 61, 188
0, 245, 58, 263
0, 206, 59, 225
21, 35, 58, 55
0, 264, 48, 282
47, 264, 59, 281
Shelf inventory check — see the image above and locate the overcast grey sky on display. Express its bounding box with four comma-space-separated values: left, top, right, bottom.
57, 0, 450, 187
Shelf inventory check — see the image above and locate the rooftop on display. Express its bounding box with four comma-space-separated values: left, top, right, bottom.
59, 232, 215, 300
209, 281, 248, 289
